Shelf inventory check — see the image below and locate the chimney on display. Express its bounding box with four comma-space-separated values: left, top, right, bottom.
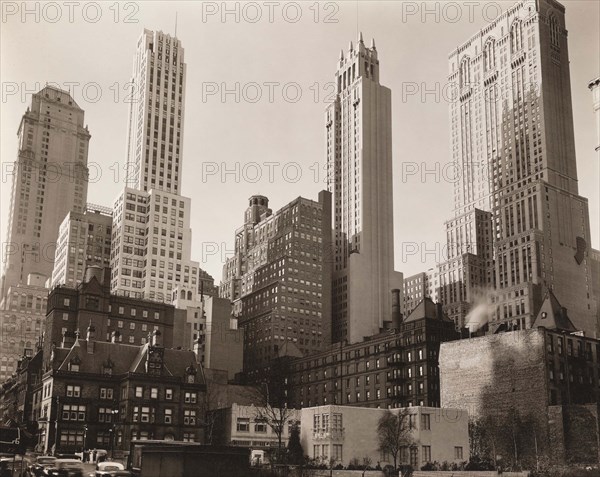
151, 329, 162, 347
86, 323, 96, 354
84, 265, 104, 284
436, 302, 444, 319
110, 330, 120, 343
86, 322, 96, 341
62, 330, 75, 348
391, 289, 401, 328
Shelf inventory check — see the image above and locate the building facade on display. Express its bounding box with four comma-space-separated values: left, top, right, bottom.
220, 192, 332, 381
212, 403, 300, 465
0, 274, 48, 382
440, 0, 597, 335
300, 405, 469, 468
51, 204, 112, 289
36, 329, 205, 454
43, 267, 176, 370
440, 292, 600, 465
1, 87, 90, 302
327, 35, 403, 344
284, 298, 460, 409
173, 294, 243, 381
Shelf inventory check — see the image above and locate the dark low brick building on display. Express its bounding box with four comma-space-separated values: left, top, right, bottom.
36, 326, 205, 455
281, 297, 460, 409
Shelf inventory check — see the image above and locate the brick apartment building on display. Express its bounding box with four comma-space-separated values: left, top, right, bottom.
43, 266, 177, 370
35, 326, 205, 454
283, 297, 460, 409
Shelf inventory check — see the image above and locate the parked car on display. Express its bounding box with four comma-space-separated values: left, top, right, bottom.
27, 456, 57, 476
94, 462, 130, 477
43, 459, 84, 477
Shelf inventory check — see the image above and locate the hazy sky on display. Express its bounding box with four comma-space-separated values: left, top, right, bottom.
1, 0, 599, 283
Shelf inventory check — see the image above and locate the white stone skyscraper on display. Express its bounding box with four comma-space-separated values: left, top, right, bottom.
125, 29, 186, 194
110, 30, 200, 303
1, 86, 90, 302
441, 0, 597, 335
327, 35, 403, 344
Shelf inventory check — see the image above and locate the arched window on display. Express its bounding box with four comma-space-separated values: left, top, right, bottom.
187, 290, 192, 300
459, 57, 470, 89
549, 14, 560, 48
484, 39, 496, 72
180, 290, 185, 299
511, 20, 523, 53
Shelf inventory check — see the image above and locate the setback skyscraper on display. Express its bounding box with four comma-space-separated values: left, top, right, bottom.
110, 30, 201, 304
440, 0, 597, 335
1, 87, 90, 301
327, 35, 403, 344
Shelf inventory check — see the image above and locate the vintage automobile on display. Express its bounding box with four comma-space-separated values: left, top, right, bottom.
43, 459, 85, 477
95, 462, 131, 477
26, 456, 57, 476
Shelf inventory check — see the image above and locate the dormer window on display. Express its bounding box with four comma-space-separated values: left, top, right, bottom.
103, 359, 114, 375
69, 357, 81, 372
185, 364, 197, 383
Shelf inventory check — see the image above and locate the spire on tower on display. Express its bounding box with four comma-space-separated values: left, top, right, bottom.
349, 40, 354, 52
371, 38, 376, 49
340, 49, 344, 61
359, 31, 364, 44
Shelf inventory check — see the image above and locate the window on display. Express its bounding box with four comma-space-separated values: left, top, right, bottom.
64, 298, 70, 306
410, 447, 419, 467
62, 313, 69, 321
182, 432, 196, 442
133, 406, 154, 423
164, 409, 172, 424
421, 414, 430, 430
332, 444, 343, 462
66, 385, 81, 398
150, 387, 158, 399
62, 404, 86, 421
184, 392, 197, 404
422, 446, 431, 463
454, 447, 463, 460
98, 407, 113, 423
135, 386, 143, 398
60, 429, 84, 446
165, 388, 173, 400
100, 388, 113, 400
237, 418, 250, 432
119, 307, 124, 314
255, 419, 267, 433
183, 410, 196, 425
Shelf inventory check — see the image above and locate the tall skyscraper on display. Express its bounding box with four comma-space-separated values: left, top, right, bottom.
111, 30, 201, 304
327, 35, 403, 344
125, 29, 186, 194
1, 87, 90, 302
220, 192, 332, 380
590, 77, 600, 152
443, 0, 597, 335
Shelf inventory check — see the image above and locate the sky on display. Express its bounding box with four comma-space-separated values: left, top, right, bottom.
1, 0, 599, 283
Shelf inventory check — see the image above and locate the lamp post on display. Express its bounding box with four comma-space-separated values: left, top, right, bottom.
83, 424, 88, 455
109, 409, 119, 459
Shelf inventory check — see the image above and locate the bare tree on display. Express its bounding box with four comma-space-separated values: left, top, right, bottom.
376, 409, 413, 470
253, 381, 296, 463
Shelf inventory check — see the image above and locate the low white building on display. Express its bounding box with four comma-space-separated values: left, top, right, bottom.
300, 405, 468, 468
212, 403, 301, 465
